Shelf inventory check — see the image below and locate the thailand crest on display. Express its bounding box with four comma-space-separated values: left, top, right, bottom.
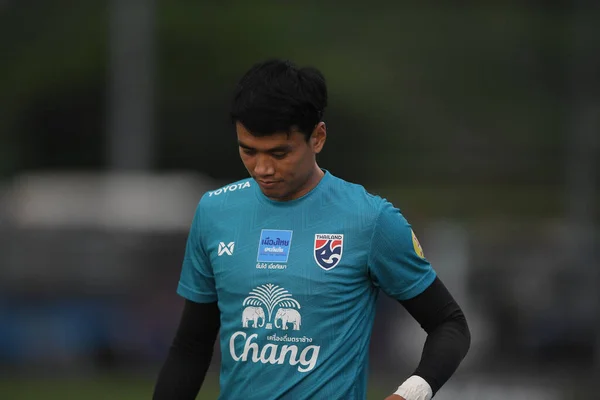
314, 234, 344, 271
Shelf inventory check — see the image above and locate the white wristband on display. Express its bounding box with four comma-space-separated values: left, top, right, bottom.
393, 375, 433, 400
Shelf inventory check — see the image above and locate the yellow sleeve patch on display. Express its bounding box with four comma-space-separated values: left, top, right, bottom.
411, 229, 425, 259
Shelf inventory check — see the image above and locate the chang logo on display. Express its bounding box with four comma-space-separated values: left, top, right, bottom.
229, 332, 319, 373
241, 284, 301, 330
230, 284, 320, 373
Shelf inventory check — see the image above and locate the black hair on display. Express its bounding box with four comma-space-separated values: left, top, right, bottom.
230, 59, 328, 140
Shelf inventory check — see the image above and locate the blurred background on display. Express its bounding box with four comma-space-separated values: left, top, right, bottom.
0, 1, 599, 399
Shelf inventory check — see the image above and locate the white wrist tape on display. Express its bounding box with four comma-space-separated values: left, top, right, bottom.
393, 375, 433, 400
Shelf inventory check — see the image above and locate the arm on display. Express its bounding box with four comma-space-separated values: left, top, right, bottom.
366, 200, 470, 399
388, 277, 470, 399
153, 300, 220, 400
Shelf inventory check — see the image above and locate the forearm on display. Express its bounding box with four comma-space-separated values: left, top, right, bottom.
398, 277, 471, 397
152, 342, 213, 399
412, 308, 470, 394
153, 300, 220, 400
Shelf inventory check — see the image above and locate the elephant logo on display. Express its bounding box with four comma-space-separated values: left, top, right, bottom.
242, 306, 266, 328
241, 284, 301, 330
274, 308, 302, 331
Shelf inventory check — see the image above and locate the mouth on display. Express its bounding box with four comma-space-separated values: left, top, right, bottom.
257, 180, 281, 188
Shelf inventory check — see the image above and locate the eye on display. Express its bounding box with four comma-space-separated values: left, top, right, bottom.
271, 152, 288, 159
241, 148, 256, 156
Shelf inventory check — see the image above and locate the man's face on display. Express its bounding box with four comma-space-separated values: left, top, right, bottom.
236, 122, 326, 201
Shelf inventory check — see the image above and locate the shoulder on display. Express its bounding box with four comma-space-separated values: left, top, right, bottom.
327, 172, 388, 208
326, 172, 390, 218
204, 177, 254, 199
190, 177, 255, 235
198, 177, 255, 211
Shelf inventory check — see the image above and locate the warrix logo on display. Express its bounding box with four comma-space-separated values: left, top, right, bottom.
218, 241, 235, 256
229, 283, 320, 373
208, 181, 251, 197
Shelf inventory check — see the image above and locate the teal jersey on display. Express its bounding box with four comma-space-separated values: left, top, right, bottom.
177, 170, 436, 400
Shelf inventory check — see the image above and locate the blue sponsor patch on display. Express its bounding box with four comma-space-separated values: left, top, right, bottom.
257, 229, 293, 263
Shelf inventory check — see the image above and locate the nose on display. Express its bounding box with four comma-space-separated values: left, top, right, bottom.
253, 154, 275, 177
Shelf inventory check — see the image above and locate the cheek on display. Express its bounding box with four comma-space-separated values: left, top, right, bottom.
239, 153, 254, 168
281, 156, 300, 173
282, 154, 308, 177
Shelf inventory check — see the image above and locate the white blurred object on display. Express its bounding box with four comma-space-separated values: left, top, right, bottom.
390, 221, 491, 369
426, 221, 492, 369
6, 170, 220, 232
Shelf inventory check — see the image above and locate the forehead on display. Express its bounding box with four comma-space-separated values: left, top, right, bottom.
236, 122, 306, 149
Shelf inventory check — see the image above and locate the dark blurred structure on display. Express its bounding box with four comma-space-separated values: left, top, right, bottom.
0, 2, 598, 399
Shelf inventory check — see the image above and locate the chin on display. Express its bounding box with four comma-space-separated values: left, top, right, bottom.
262, 189, 283, 198
261, 188, 288, 200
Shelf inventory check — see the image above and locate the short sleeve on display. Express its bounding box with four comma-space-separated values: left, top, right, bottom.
176, 199, 218, 303
367, 200, 436, 301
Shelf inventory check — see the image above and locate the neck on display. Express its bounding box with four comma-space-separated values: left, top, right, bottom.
275, 166, 324, 202
302, 166, 325, 194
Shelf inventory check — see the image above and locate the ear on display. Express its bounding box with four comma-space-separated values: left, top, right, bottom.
310, 122, 326, 154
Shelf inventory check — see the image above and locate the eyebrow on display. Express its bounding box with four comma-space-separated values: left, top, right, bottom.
238, 140, 292, 153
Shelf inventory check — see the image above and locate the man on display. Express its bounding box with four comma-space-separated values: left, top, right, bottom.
153, 59, 470, 400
